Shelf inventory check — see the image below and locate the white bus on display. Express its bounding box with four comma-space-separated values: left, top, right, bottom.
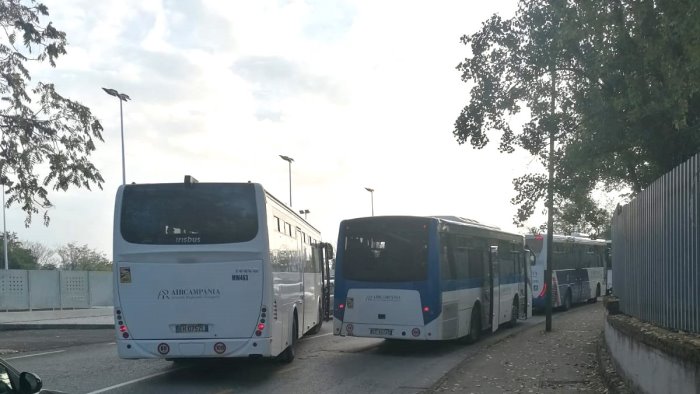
112, 177, 326, 362
333, 216, 532, 342
526, 234, 607, 311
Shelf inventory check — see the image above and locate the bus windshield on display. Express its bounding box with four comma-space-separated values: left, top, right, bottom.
342, 218, 429, 282
525, 236, 543, 256
120, 183, 258, 245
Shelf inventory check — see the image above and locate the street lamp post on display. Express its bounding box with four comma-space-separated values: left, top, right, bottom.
365, 187, 374, 216
299, 209, 310, 219
102, 88, 131, 185
279, 155, 294, 207
2, 184, 7, 270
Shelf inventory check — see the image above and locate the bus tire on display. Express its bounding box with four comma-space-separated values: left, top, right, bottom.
466, 306, 481, 343
278, 313, 298, 363
507, 297, 518, 328
562, 290, 572, 311
308, 304, 323, 335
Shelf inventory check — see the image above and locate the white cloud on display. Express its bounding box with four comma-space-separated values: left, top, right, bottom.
5, 0, 550, 259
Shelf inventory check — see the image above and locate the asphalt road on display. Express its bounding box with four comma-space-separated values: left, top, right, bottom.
3, 316, 545, 394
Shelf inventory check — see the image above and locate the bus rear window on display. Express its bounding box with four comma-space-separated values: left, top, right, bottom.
120, 183, 258, 244
526, 237, 543, 255
342, 218, 429, 282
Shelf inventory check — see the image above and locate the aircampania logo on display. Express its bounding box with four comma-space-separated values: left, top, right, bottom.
157, 288, 221, 300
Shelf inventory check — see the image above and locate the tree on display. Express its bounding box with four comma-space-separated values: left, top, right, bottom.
0, 0, 104, 227
25, 240, 58, 268
0, 231, 39, 269
557, 0, 700, 195
57, 242, 111, 271
456, 0, 700, 232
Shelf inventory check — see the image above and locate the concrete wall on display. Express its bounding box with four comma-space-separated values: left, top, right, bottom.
605, 315, 700, 394
0, 269, 113, 310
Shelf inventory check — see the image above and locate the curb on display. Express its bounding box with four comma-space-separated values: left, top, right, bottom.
595, 331, 632, 394
0, 323, 114, 331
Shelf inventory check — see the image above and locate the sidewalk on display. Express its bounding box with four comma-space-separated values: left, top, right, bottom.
0, 307, 115, 330
427, 302, 620, 393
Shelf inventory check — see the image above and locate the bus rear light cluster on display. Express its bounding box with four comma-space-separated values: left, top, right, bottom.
256, 306, 267, 336
116, 309, 130, 339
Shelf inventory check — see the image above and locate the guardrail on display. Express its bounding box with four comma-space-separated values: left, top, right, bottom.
611, 152, 699, 334
0, 269, 113, 310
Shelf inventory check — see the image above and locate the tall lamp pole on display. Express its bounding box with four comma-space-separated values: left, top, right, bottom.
279, 155, 294, 207
364, 187, 374, 216
2, 184, 7, 270
102, 88, 131, 185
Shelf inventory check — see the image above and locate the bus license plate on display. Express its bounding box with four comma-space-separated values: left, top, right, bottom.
369, 328, 393, 336
175, 324, 209, 333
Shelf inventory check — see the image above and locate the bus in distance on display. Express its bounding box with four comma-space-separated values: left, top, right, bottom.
526, 234, 608, 311
112, 177, 329, 363
333, 216, 532, 342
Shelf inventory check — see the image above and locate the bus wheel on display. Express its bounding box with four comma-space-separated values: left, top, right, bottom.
278, 314, 298, 363
563, 290, 572, 311
466, 307, 481, 343
308, 304, 323, 335
507, 297, 518, 328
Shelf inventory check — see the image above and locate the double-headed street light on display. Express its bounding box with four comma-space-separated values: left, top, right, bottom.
299, 209, 310, 219
279, 155, 294, 207
102, 88, 131, 185
365, 187, 374, 216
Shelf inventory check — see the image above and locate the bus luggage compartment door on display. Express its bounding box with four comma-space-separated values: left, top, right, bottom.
342, 289, 423, 326
116, 260, 264, 340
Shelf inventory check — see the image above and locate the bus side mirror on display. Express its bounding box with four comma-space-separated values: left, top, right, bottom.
527, 250, 536, 265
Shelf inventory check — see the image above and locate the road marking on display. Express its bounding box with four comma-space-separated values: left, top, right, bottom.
6, 350, 65, 360
302, 332, 332, 341
86, 369, 182, 394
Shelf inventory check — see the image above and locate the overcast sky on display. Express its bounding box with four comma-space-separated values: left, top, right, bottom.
7, 0, 547, 258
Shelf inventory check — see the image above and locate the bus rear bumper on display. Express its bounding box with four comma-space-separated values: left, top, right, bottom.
116, 337, 273, 359
333, 320, 439, 340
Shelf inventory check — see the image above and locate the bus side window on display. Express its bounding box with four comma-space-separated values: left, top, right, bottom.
440, 235, 456, 280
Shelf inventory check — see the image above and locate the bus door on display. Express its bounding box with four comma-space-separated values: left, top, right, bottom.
489, 246, 500, 332
315, 242, 334, 321
517, 251, 528, 320
298, 227, 313, 333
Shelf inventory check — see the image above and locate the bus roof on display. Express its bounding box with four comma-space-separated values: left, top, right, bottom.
342, 215, 521, 239
524, 233, 609, 245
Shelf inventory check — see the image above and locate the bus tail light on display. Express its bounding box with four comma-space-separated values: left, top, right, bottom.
422, 306, 430, 313
335, 299, 346, 321
538, 283, 547, 298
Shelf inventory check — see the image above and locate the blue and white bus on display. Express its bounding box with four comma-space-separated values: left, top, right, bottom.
333, 216, 531, 342
112, 177, 327, 363
526, 234, 608, 311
